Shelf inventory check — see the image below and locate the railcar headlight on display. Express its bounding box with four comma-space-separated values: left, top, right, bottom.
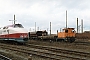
24, 35, 27, 38
20, 35, 23, 38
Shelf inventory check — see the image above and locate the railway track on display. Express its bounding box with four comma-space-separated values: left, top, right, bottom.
0, 43, 89, 60
27, 44, 90, 58
74, 41, 90, 46
0, 54, 12, 60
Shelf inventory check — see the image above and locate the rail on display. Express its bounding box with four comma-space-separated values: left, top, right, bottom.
27, 44, 90, 59
0, 54, 12, 60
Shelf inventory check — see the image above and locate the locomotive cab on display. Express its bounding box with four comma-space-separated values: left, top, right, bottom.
57, 28, 76, 43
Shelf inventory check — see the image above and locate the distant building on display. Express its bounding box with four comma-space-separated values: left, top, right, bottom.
84, 31, 90, 33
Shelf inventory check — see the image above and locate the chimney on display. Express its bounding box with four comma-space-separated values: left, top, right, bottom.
77, 18, 78, 33
14, 14, 15, 24
81, 19, 83, 33
50, 22, 51, 35
66, 10, 67, 28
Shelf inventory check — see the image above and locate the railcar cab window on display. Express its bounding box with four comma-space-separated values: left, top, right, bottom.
14, 24, 24, 28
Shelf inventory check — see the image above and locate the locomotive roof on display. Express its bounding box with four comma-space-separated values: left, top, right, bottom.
63, 28, 75, 30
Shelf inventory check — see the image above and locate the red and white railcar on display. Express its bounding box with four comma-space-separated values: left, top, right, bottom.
0, 24, 28, 43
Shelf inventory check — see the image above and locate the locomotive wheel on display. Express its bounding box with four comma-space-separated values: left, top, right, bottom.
68, 38, 75, 43
56, 38, 64, 42
65, 37, 75, 43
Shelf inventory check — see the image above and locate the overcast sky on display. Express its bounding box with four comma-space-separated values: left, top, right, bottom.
0, 0, 90, 33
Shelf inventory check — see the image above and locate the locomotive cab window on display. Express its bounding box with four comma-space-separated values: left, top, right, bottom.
72, 30, 75, 33
65, 30, 68, 33
14, 24, 24, 28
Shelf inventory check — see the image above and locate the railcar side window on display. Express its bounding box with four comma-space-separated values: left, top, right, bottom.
3, 27, 8, 29
0, 31, 2, 34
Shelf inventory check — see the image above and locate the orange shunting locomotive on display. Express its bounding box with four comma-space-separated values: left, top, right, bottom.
57, 28, 76, 43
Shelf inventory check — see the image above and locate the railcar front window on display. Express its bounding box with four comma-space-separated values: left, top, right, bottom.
14, 24, 24, 28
